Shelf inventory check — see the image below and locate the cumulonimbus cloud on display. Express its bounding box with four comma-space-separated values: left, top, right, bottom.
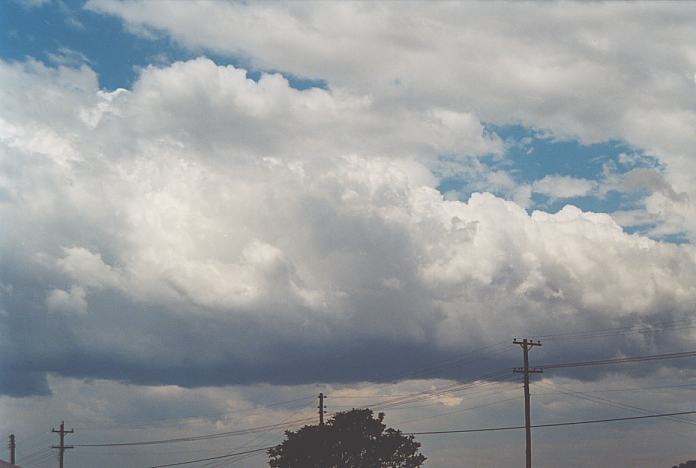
1, 56, 695, 396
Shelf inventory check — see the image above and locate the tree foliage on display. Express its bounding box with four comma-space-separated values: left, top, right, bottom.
672, 461, 696, 468
268, 408, 426, 468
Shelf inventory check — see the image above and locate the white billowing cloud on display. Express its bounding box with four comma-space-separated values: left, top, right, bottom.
641, 191, 696, 240
46, 285, 87, 315
599, 165, 696, 240
123, 58, 501, 161
85, 0, 696, 235
54, 247, 121, 289
619, 168, 684, 201
0, 57, 500, 167
2, 57, 696, 395
532, 175, 597, 199
85, 1, 696, 142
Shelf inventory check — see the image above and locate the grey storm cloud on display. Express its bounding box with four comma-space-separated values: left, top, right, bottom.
1, 51, 696, 397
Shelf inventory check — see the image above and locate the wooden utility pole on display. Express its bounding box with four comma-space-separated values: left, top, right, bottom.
52, 421, 74, 468
8, 434, 15, 465
318, 393, 326, 426
513, 338, 543, 468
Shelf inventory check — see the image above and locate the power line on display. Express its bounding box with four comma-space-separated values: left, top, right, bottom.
74, 417, 316, 447
532, 380, 696, 426
384, 342, 515, 382
201, 396, 317, 468
78, 386, 316, 454
143, 446, 272, 468
366, 348, 696, 414
74, 395, 316, 432
542, 350, 696, 370
104, 384, 694, 467
392, 394, 521, 427
537, 318, 696, 341
363, 369, 513, 411
18, 448, 54, 466
21, 450, 56, 468
408, 410, 696, 435
140, 392, 522, 468
326, 341, 515, 403
81, 380, 505, 449
531, 381, 696, 395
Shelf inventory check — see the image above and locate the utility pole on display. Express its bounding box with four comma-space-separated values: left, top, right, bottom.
318, 392, 326, 426
52, 421, 74, 468
8, 434, 15, 465
513, 338, 543, 468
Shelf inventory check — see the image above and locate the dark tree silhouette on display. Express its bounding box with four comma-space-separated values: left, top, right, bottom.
672, 461, 696, 468
268, 408, 426, 468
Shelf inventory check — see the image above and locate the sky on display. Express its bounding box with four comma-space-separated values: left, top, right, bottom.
1, 1, 696, 467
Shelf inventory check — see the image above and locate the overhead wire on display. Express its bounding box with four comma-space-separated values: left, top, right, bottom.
541, 349, 696, 370
407, 410, 696, 435
16, 447, 53, 464
383, 342, 516, 383
73, 417, 316, 448
532, 381, 696, 395
323, 341, 516, 410
537, 318, 696, 342
331, 375, 523, 415
91, 349, 518, 466
201, 397, 315, 468
358, 369, 512, 412
74, 394, 316, 432
392, 393, 521, 427
532, 380, 696, 426
143, 446, 273, 468
19, 449, 55, 467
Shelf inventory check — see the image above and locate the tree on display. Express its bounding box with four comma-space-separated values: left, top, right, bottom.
672, 461, 696, 468
268, 408, 426, 468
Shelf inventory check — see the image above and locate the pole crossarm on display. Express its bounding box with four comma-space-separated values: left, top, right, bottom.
513, 367, 544, 374
513, 338, 542, 347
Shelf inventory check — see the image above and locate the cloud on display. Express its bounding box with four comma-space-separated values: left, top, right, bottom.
46, 285, 88, 315
85, 1, 696, 139
598, 165, 696, 241
65, 16, 85, 31
53, 247, 121, 289
532, 175, 597, 199
13, 0, 51, 7
85, 0, 696, 236
1, 57, 696, 398
46, 47, 92, 67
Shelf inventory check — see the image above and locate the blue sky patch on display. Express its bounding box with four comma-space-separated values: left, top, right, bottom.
437, 125, 664, 220
1, 0, 327, 91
